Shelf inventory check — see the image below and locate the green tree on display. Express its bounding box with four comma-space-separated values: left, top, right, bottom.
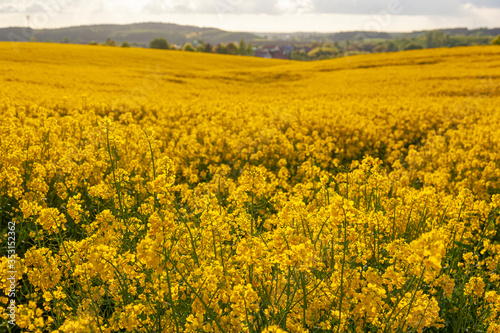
362, 43, 375, 53
404, 43, 423, 51
492, 35, 500, 45
203, 42, 213, 53
226, 42, 238, 55
307, 45, 340, 60
290, 50, 307, 61
386, 41, 398, 52
426, 30, 445, 48
121, 42, 130, 47
214, 43, 228, 54
238, 39, 247, 55
149, 38, 169, 50
183, 43, 195, 52
247, 43, 254, 56
334, 41, 344, 54
373, 44, 387, 53
106, 38, 116, 46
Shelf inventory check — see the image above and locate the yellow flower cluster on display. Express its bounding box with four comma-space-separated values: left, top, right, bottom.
1, 42, 500, 332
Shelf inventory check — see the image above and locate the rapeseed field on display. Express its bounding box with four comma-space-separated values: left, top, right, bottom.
1, 42, 500, 332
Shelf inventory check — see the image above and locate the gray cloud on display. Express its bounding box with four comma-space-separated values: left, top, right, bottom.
465, 0, 500, 7
304, 0, 464, 15
0, 0, 83, 14
142, 0, 195, 14
1, 0, 499, 16
141, 0, 283, 15
0, 0, 26, 13
140, 0, 500, 16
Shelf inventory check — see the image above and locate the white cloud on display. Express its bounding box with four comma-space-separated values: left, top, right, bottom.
137, 0, 500, 15
0, 0, 499, 32
311, 0, 463, 15
1, 0, 499, 16
276, 0, 313, 14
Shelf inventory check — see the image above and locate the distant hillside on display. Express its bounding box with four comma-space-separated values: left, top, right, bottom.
396, 27, 500, 38
262, 27, 500, 42
0, 22, 260, 46
2, 23, 499, 47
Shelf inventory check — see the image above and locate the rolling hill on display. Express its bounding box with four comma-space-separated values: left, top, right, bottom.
0, 22, 260, 46
2, 23, 499, 48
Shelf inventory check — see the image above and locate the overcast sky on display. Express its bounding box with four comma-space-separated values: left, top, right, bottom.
0, 0, 499, 33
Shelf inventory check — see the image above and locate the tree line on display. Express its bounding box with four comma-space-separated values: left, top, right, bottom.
148, 37, 254, 56
28, 31, 500, 61
290, 31, 500, 61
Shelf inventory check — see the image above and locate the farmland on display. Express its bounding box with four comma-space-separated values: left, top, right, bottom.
1, 43, 500, 332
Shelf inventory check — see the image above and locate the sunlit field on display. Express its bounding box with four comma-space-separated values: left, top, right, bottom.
1, 42, 500, 332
